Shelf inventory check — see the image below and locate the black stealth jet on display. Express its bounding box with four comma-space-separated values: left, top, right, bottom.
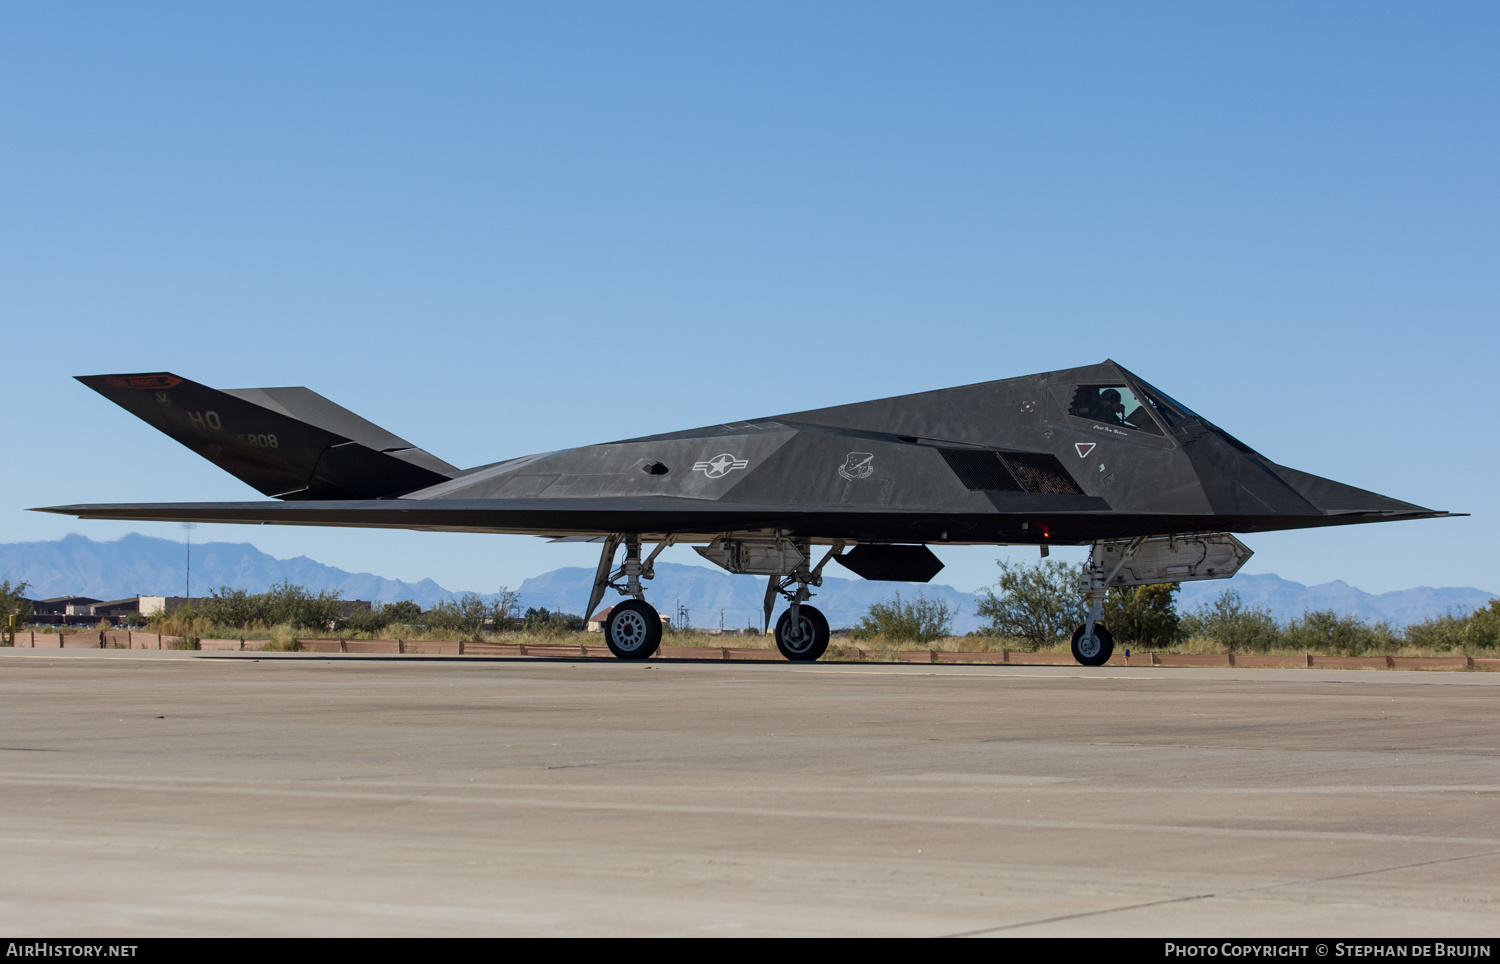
39, 361, 1456, 665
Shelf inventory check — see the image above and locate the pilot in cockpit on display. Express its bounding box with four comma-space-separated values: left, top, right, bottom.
1099, 388, 1127, 425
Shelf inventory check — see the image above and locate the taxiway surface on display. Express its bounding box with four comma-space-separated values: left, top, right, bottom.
0, 649, 1497, 937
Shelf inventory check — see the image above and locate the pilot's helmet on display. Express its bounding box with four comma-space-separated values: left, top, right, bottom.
1100, 389, 1122, 404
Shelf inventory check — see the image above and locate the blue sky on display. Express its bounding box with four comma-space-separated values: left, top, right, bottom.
2, 2, 1496, 598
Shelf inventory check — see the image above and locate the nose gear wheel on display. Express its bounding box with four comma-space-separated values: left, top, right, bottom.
1070, 623, 1114, 666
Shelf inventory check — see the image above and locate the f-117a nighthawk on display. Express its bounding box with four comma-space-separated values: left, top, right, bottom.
40, 361, 1457, 665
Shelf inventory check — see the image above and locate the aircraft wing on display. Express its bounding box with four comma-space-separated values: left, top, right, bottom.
34, 495, 1451, 545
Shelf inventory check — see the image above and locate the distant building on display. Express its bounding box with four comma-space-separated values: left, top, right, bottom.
26, 595, 142, 626
138, 596, 189, 616
24, 593, 370, 625
32, 596, 102, 615
91, 598, 147, 619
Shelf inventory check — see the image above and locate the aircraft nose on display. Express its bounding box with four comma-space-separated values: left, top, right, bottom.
1265, 461, 1434, 516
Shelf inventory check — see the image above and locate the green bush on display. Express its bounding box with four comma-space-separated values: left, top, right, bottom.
422, 593, 493, 640
1397, 601, 1500, 655
340, 600, 429, 635
523, 607, 584, 635
1179, 590, 1280, 653
339, 606, 388, 635
1104, 583, 1182, 649
853, 591, 953, 643
181, 581, 345, 632
1281, 609, 1401, 655
1, 578, 32, 619
1, 577, 32, 645
975, 559, 1079, 650
380, 600, 424, 625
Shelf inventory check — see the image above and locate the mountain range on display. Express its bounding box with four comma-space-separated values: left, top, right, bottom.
0, 534, 1491, 632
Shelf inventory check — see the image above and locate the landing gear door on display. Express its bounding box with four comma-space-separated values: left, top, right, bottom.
1091, 534, 1252, 587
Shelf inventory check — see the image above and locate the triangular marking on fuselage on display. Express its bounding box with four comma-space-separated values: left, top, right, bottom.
1075, 442, 1096, 458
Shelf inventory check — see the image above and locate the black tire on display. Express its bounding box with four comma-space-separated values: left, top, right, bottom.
775, 605, 830, 662
603, 600, 662, 660
1070, 623, 1114, 666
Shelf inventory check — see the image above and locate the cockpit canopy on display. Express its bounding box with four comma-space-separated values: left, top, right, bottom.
1066, 373, 1204, 440
1068, 383, 1162, 435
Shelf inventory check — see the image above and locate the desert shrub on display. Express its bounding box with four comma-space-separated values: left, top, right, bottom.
339, 606, 387, 635
1179, 590, 1279, 653
420, 590, 518, 640
1282, 609, 1401, 655
422, 593, 491, 639
852, 591, 953, 643
142, 610, 218, 643
0, 577, 31, 646
522, 608, 584, 635
975, 559, 1079, 651
1, 578, 32, 620
492, 588, 522, 627
1104, 583, 1182, 649
1404, 601, 1500, 654
188, 582, 345, 631
380, 600, 424, 625
260, 623, 301, 651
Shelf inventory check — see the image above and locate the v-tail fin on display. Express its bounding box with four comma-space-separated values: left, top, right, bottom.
77, 373, 457, 499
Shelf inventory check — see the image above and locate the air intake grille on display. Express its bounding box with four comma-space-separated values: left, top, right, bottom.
999, 452, 1084, 495
939, 448, 1084, 495
939, 450, 1022, 492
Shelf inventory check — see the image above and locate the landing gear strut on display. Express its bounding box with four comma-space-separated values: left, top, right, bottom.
765, 541, 844, 662
585, 534, 673, 660
1072, 542, 1117, 667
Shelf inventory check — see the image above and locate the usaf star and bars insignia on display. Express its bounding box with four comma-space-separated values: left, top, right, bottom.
692, 453, 750, 479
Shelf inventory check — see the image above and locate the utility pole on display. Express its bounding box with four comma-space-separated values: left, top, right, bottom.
181, 523, 196, 601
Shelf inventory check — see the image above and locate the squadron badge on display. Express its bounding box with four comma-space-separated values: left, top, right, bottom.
838, 452, 876, 481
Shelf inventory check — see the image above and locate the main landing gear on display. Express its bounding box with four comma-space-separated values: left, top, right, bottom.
586, 534, 673, 660
764, 540, 844, 662
775, 605, 830, 661
604, 598, 662, 660
584, 533, 844, 662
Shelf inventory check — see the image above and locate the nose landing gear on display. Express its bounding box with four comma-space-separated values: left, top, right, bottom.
1073, 541, 1115, 667
1070, 622, 1114, 667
